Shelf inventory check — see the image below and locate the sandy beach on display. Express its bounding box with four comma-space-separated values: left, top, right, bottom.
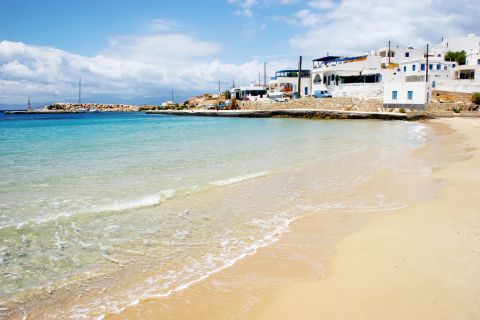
105, 118, 480, 320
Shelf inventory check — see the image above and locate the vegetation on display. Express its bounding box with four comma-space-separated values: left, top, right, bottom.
224, 91, 231, 99
472, 93, 480, 105
452, 107, 461, 113
398, 108, 406, 113
444, 50, 467, 65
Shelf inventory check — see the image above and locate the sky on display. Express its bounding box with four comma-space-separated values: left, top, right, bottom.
0, 0, 479, 106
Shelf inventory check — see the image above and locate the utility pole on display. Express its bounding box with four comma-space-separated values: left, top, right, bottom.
232, 80, 235, 89
171, 90, 174, 103
297, 56, 302, 98
311, 60, 314, 96
258, 73, 261, 86
263, 62, 267, 88
219, 80, 221, 94
425, 44, 433, 83
27, 97, 32, 112
78, 78, 82, 105
388, 40, 391, 65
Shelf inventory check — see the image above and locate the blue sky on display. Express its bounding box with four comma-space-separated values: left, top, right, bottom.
0, 0, 298, 61
1, 0, 479, 106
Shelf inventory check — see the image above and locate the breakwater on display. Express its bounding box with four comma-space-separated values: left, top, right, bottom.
146, 109, 428, 120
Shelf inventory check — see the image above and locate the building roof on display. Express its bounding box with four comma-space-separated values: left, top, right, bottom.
313, 56, 341, 62
276, 69, 311, 73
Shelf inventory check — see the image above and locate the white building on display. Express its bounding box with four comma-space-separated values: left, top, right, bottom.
383, 82, 432, 109
269, 69, 311, 97
431, 34, 480, 59
394, 57, 457, 85
311, 54, 390, 99
375, 46, 424, 68
428, 34, 480, 92
230, 86, 267, 101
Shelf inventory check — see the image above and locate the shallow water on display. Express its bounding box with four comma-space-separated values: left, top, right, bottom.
0, 112, 426, 318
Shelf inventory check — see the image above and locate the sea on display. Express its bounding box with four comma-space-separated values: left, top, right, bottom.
0, 112, 427, 319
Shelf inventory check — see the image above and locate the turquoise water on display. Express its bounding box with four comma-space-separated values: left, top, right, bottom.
0, 112, 426, 318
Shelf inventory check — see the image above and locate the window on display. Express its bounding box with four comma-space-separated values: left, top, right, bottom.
403, 66, 407, 72
478, 59, 480, 65
392, 91, 398, 100
452, 64, 456, 68
405, 52, 410, 58
407, 91, 413, 100
429, 64, 433, 70
437, 64, 441, 70
421, 64, 426, 71
412, 64, 416, 71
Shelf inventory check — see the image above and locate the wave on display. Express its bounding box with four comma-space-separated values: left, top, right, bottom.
83, 212, 296, 320
2, 171, 270, 230
408, 123, 427, 143
4, 189, 176, 230
211, 171, 268, 187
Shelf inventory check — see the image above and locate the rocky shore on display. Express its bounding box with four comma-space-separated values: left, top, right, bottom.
28, 90, 479, 117
43, 103, 153, 112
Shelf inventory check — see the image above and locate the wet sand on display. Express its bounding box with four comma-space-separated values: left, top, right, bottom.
106, 118, 480, 320
253, 118, 480, 320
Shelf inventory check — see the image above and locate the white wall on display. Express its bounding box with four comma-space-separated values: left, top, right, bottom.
271, 77, 311, 96
441, 35, 480, 53
375, 46, 424, 65
383, 82, 431, 105
332, 83, 384, 99
467, 53, 480, 66
435, 80, 480, 93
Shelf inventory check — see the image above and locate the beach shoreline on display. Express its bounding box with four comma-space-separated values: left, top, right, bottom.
3, 117, 479, 320
102, 118, 480, 320
251, 118, 480, 320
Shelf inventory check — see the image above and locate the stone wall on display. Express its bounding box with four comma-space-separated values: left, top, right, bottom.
240, 97, 385, 112
431, 90, 473, 104
426, 90, 478, 113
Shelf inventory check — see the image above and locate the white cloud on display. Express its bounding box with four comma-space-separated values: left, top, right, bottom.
104, 33, 222, 65
146, 19, 181, 32
307, 0, 336, 10
0, 36, 290, 104
228, 0, 298, 18
278, 0, 480, 55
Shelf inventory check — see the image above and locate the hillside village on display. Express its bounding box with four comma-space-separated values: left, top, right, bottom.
186, 34, 480, 112
39, 34, 480, 115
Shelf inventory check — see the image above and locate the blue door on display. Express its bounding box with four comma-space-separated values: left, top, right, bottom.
305, 87, 308, 96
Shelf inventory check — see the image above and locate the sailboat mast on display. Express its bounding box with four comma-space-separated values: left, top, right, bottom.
78, 78, 82, 105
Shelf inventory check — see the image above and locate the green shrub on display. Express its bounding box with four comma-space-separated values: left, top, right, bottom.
472, 93, 480, 105
398, 108, 406, 113
444, 50, 467, 65
452, 107, 461, 113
